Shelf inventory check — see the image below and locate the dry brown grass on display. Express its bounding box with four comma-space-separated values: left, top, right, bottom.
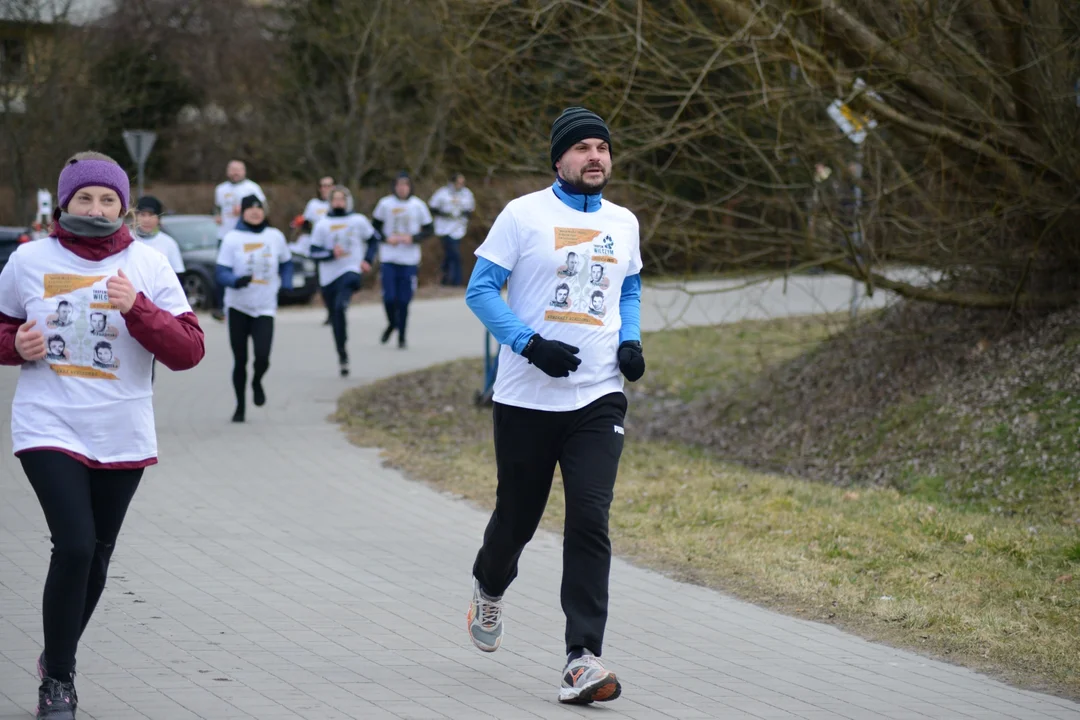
336, 316, 1080, 699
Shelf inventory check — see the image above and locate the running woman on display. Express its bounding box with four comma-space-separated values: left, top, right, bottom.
0, 152, 205, 719
302, 175, 335, 226
215, 195, 293, 423
370, 171, 433, 349
133, 196, 185, 276
428, 172, 475, 287
307, 186, 375, 376
463, 107, 645, 705
133, 195, 185, 382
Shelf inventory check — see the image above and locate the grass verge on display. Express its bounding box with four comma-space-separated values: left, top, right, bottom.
336, 315, 1080, 699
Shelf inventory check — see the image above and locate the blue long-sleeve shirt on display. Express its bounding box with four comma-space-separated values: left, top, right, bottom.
465, 179, 643, 355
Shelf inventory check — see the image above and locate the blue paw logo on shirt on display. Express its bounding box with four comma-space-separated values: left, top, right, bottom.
593, 234, 615, 257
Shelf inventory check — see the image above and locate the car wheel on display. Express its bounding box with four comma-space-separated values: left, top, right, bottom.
182, 272, 210, 310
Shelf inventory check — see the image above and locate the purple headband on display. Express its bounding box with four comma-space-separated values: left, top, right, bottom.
57, 159, 131, 213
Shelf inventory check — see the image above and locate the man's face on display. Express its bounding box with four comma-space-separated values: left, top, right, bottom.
556, 138, 612, 193
330, 191, 348, 210
590, 265, 602, 282
49, 340, 63, 356
136, 211, 159, 233
591, 294, 604, 311
96, 346, 112, 363
394, 178, 411, 200
320, 177, 334, 200
453, 175, 466, 190
92, 315, 105, 331
227, 161, 246, 183
556, 287, 569, 303
58, 304, 71, 322
567, 255, 579, 273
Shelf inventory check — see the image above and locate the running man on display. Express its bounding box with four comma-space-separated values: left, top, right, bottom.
428, 172, 475, 287
463, 107, 645, 705
370, 171, 433, 349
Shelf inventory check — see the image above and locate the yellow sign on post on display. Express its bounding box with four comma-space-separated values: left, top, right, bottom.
827, 78, 879, 145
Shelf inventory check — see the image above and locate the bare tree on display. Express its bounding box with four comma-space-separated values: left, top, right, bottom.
0, 0, 111, 221
441, 0, 1080, 310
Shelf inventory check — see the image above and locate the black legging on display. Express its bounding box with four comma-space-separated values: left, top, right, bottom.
228, 308, 274, 410
20, 450, 143, 680
325, 271, 362, 363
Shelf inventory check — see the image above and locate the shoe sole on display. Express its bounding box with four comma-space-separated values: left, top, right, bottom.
466, 605, 502, 653
558, 674, 622, 704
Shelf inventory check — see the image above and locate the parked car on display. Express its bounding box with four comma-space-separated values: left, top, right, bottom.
159, 214, 318, 311
0, 226, 33, 275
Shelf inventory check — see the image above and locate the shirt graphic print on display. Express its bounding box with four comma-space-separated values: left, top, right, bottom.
41, 274, 128, 380
544, 229, 619, 327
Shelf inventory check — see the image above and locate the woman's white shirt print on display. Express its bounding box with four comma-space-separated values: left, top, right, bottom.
311, 213, 375, 286
474, 188, 642, 412
216, 228, 291, 318
0, 238, 193, 463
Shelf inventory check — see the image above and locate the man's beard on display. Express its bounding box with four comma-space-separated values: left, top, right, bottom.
564, 164, 610, 193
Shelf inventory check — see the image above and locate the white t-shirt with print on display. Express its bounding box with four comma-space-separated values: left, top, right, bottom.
138, 231, 185, 273
475, 188, 642, 412
303, 198, 330, 226
371, 195, 433, 266
216, 228, 291, 317
0, 238, 193, 463
311, 213, 375, 286
214, 180, 266, 239
429, 185, 476, 240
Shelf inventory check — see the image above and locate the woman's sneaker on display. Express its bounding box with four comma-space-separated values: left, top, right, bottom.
36, 676, 77, 720
466, 578, 504, 652
559, 651, 621, 704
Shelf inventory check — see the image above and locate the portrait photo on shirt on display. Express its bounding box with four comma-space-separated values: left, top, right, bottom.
557, 252, 581, 278
47, 299, 74, 328
45, 334, 69, 362
588, 263, 610, 289
92, 340, 120, 370
550, 282, 571, 309
88, 311, 119, 339
588, 289, 607, 317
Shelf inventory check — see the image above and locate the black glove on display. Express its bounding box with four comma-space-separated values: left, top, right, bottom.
618, 340, 646, 382
521, 333, 581, 378
233, 275, 253, 289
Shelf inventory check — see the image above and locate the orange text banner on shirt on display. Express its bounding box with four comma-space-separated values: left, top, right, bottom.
544, 310, 604, 326
554, 228, 602, 251
43, 274, 106, 298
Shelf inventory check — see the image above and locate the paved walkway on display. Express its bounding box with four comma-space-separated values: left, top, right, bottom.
1, 275, 1077, 719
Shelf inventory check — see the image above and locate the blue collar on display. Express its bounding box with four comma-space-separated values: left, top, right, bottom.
552, 177, 602, 213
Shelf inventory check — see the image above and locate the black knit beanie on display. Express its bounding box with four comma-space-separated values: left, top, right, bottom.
134, 195, 163, 215
550, 107, 611, 171
240, 194, 264, 212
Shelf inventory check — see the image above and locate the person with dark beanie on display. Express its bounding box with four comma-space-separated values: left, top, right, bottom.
0, 151, 205, 719
307, 185, 376, 376
463, 107, 644, 705
215, 195, 293, 422
370, 171, 433, 349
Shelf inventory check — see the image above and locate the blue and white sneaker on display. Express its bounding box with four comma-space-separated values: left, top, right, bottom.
466, 578, 504, 652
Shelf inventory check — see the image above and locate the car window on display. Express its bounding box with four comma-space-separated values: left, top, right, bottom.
162, 217, 218, 252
